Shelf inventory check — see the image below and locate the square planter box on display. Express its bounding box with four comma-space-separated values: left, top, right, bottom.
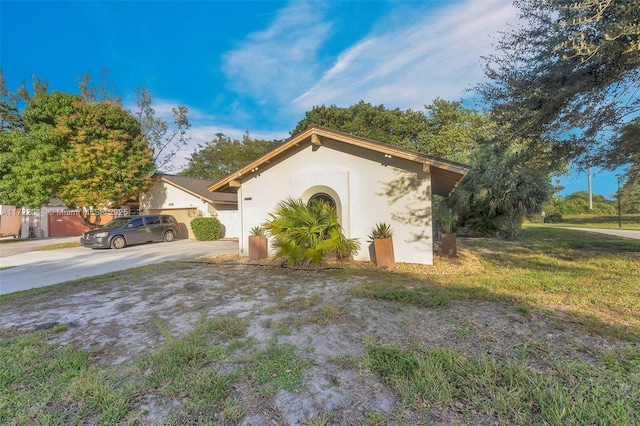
248, 235, 268, 260
373, 237, 395, 267
440, 232, 457, 258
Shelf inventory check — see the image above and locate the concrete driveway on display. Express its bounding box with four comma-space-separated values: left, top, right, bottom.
0, 238, 238, 295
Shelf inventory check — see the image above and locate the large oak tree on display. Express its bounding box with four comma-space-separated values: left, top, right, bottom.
0, 87, 154, 228
478, 0, 639, 169
56, 100, 154, 227
291, 99, 486, 163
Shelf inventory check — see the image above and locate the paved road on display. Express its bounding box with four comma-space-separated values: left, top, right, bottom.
0, 238, 238, 295
561, 227, 640, 240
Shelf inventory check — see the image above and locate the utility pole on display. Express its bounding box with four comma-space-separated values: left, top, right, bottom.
587, 167, 593, 211
616, 174, 622, 229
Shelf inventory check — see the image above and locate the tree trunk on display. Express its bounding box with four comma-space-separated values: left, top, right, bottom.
79, 211, 102, 230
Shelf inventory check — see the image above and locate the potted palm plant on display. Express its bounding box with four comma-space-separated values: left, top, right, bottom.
248, 226, 268, 260
435, 206, 458, 258
368, 222, 395, 267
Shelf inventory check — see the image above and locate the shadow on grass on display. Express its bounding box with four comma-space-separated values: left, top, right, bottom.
343, 226, 640, 342
344, 265, 639, 342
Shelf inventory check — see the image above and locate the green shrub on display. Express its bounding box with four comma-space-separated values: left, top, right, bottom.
368, 222, 394, 239
263, 197, 360, 267
544, 213, 563, 223
190, 217, 221, 241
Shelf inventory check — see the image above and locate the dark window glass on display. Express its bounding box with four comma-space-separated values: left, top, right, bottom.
308, 193, 336, 209
162, 215, 177, 224
146, 215, 161, 225
129, 217, 144, 228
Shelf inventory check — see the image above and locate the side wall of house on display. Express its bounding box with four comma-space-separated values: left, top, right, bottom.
215, 206, 241, 239
238, 140, 434, 265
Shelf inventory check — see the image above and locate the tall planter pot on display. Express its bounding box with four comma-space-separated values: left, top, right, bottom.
440, 232, 457, 258
373, 237, 395, 268
248, 235, 268, 260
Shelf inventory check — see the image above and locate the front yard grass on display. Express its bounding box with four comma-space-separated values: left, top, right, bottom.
1, 226, 638, 424
351, 225, 639, 340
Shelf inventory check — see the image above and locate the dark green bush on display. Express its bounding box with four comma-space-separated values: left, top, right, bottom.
544, 213, 563, 223
190, 217, 221, 241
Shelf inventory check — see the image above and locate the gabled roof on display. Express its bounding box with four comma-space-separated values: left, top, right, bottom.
207, 127, 470, 197
157, 174, 237, 204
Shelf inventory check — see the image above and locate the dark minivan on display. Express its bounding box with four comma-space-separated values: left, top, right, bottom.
80, 214, 180, 249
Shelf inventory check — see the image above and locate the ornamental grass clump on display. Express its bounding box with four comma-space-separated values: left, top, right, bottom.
263, 197, 360, 268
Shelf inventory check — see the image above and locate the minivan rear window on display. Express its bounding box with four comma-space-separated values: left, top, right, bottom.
146, 216, 161, 225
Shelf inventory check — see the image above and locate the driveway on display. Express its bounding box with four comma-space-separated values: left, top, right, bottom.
561, 227, 640, 240
0, 238, 238, 295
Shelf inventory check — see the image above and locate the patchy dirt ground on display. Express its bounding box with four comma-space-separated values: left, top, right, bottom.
0, 249, 627, 425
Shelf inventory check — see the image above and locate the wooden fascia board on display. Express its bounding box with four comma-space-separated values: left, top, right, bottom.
312, 127, 471, 176
207, 129, 315, 192
206, 127, 471, 192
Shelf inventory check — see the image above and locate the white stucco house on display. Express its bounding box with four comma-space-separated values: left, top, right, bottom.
207, 127, 470, 265
139, 174, 239, 239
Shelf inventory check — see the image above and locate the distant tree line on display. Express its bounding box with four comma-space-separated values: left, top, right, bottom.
545, 190, 639, 216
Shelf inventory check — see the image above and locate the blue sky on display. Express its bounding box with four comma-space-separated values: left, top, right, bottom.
0, 0, 622, 198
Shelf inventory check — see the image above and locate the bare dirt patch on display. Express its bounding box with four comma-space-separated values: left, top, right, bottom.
0, 249, 627, 425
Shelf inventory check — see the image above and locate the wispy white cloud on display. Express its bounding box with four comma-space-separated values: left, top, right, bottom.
159, 0, 519, 171
222, 1, 331, 105
293, 0, 517, 111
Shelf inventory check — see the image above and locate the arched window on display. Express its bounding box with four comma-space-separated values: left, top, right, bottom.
308, 192, 336, 210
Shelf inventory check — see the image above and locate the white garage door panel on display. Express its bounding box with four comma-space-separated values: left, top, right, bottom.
149, 208, 197, 239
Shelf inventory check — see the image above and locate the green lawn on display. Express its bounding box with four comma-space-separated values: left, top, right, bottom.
1, 226, 638, 424
352, 225, 640, 340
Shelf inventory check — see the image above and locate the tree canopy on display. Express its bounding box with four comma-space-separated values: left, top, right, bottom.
291, 99, 486, 163
0, 91, 80, 208
56, 100, 154, 225
77, 70, 191, 172
544, 190, 617, 216
477, 0, 640, 168
134, 87, 190, 172
0, 75, 155, 228
179, 132, 282, 181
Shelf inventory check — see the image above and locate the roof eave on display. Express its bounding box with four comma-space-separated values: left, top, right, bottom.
160, 176, 236, 204
207, 127, 471, 192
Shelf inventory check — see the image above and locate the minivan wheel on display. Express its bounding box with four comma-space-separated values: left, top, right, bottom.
163, 230, 175, 242
111, 236, 126, 249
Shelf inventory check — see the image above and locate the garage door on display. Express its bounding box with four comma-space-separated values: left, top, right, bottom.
48, 213, 114, 237
149, 208, 197, 239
